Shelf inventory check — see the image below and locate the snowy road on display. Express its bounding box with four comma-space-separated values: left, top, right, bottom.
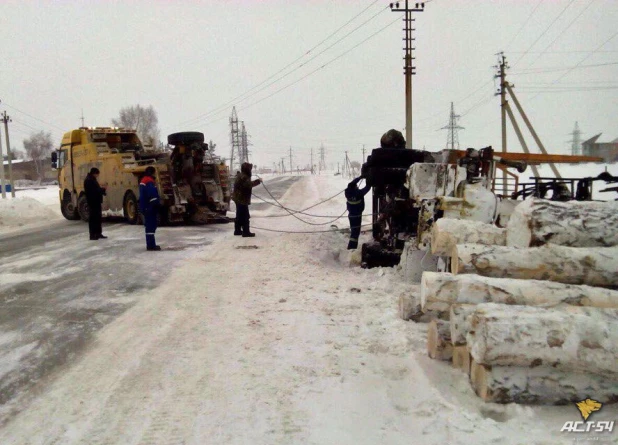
0, 175, 616, 445
0, 176, 299, 426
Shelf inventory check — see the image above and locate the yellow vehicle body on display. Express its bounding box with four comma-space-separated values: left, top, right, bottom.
53, 127, 229, 224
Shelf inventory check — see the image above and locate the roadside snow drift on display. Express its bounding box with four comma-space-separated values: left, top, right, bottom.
0, 197, 59, 231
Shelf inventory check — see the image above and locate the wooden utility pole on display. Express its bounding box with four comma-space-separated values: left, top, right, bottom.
1, 111, 15, 197
362, 144, 366, 163
497, 53, 508, 196
289, 146, 293, 173
391, 1, 425, 150
0, 124, 5, 199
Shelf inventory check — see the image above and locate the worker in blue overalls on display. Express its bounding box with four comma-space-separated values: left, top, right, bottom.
139, 166, 162, 251
345, 176, 371, 249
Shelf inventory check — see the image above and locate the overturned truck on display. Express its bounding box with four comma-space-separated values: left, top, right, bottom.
359, 129, 613, 274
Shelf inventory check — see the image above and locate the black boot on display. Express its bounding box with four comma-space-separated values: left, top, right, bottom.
242, 222, 255, 237
147, 245, 162, 251
234, 219, 242, 236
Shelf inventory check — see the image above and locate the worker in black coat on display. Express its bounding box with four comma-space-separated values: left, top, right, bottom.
345, 176, 371, 249
84, 167, 107, 240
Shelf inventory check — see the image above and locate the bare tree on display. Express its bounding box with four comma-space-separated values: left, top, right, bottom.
23, 131, 53, 182
111, 105, 160, 147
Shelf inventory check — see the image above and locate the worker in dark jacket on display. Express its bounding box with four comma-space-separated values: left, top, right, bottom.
345, 176, 371, 249
139, 166, 161, 251
84, 167, 107, 240
232, 162, 262, 237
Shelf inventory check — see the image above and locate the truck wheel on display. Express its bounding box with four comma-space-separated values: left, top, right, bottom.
61, 190, 79, 220
167, 132, 204, 146
123, 191, 139, 225
77, 195, 90, 222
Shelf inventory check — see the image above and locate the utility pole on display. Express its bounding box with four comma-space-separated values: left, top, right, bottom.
281, 157, 286, 174
0, 123, 5, 199
310, 148, 314, 174
440, 102, 464, 150
289, 146, 293, 173
80, 109, 85, 127
1, 111, 15, 197
496, 53, 509, 195
391, 1, 425, 150
362, 144, 366, 163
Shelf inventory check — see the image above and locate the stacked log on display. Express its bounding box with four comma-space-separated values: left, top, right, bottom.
450, 244, 618, 287
506, 198, 618, 248
419, 198, 618, 405
430, 218, 506, 256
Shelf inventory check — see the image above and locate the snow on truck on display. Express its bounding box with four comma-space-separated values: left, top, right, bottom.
51, 127, 230, 225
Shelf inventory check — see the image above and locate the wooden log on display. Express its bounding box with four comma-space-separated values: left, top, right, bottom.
421, 274, 618, 314
427, 319, 452, 361
420, 272, 459, 315
506, 198, 618, 248
469, 360, 618, 405
450, 304, 477, 346
398, 293, 422, 321
452, 346, 471, 375
430, 218, 506, 256
467, 304, 618, 377
451, 243, 618, 287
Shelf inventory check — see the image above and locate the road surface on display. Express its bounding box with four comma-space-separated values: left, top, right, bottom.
0, 175, 299, 425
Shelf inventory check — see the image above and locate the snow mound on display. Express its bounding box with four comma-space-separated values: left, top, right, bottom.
0, 197, 60, 231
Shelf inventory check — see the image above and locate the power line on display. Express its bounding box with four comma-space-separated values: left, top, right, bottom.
527, 0, 597, 67
172, 0, 384, 129
510, 60, 618, 75
2, 102, 64, 131
505, 0, 545, 50
512, 0, 577, 67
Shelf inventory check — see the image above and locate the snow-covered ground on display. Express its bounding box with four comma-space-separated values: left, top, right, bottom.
1, 173, 615, 444
0, 186, 62, 235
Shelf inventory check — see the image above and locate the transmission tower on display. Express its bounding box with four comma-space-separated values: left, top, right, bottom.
319, 143, 327, 172
240, 121, 250, 164
568, 121, 582, 156
229, 107, 241, 173
441, 102, 464, 150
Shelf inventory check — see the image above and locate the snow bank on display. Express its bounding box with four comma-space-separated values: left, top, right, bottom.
0, 186, 62, 234
0, 197, 59, 231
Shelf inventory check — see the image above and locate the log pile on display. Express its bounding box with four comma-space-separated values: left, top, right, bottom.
411, 200, 618, 405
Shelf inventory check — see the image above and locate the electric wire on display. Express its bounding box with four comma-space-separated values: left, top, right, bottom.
512, 0, 577, 67
173, 0, 384, 129
2, 103, 64, 131
504, 0, 545, 50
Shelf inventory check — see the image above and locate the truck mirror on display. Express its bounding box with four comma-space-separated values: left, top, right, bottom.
51, 151, 58, 169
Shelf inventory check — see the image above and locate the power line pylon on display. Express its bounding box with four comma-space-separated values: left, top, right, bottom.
240, 121, 250, 164
390, 1, 426, 150
441, 102, 464, 150
289, 146, 293, 173
229, 107, 241, 173
568, 121, 582, 156
319, 143, 327, 173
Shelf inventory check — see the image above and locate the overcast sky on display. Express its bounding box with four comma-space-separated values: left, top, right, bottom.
1, 0, 616, 170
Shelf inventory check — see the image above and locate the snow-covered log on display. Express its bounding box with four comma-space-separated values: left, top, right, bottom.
420, 272, 459, 315
398, 293, 422, 321
421, 273, 618, 314
430, 218, 506, 256
450, 304, 477, 346
467, 304, 618, 377
452, 346, 471, 375
470, 360, 618, 404
450, 244, 618, 287
427, 319, 452, 361
506, 198, 618, 248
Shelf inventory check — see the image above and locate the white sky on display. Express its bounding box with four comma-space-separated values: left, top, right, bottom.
1, 0, 616, 170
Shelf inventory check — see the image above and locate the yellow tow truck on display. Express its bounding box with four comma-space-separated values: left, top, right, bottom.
51, 127, 230, 224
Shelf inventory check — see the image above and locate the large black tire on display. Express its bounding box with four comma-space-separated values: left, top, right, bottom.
366, 148, 425, 169
60, 190, 79, 220
361, 242, 401, 269
167, 132, 204, 146
77, 195, 90, 222
123, 191, 140, 225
